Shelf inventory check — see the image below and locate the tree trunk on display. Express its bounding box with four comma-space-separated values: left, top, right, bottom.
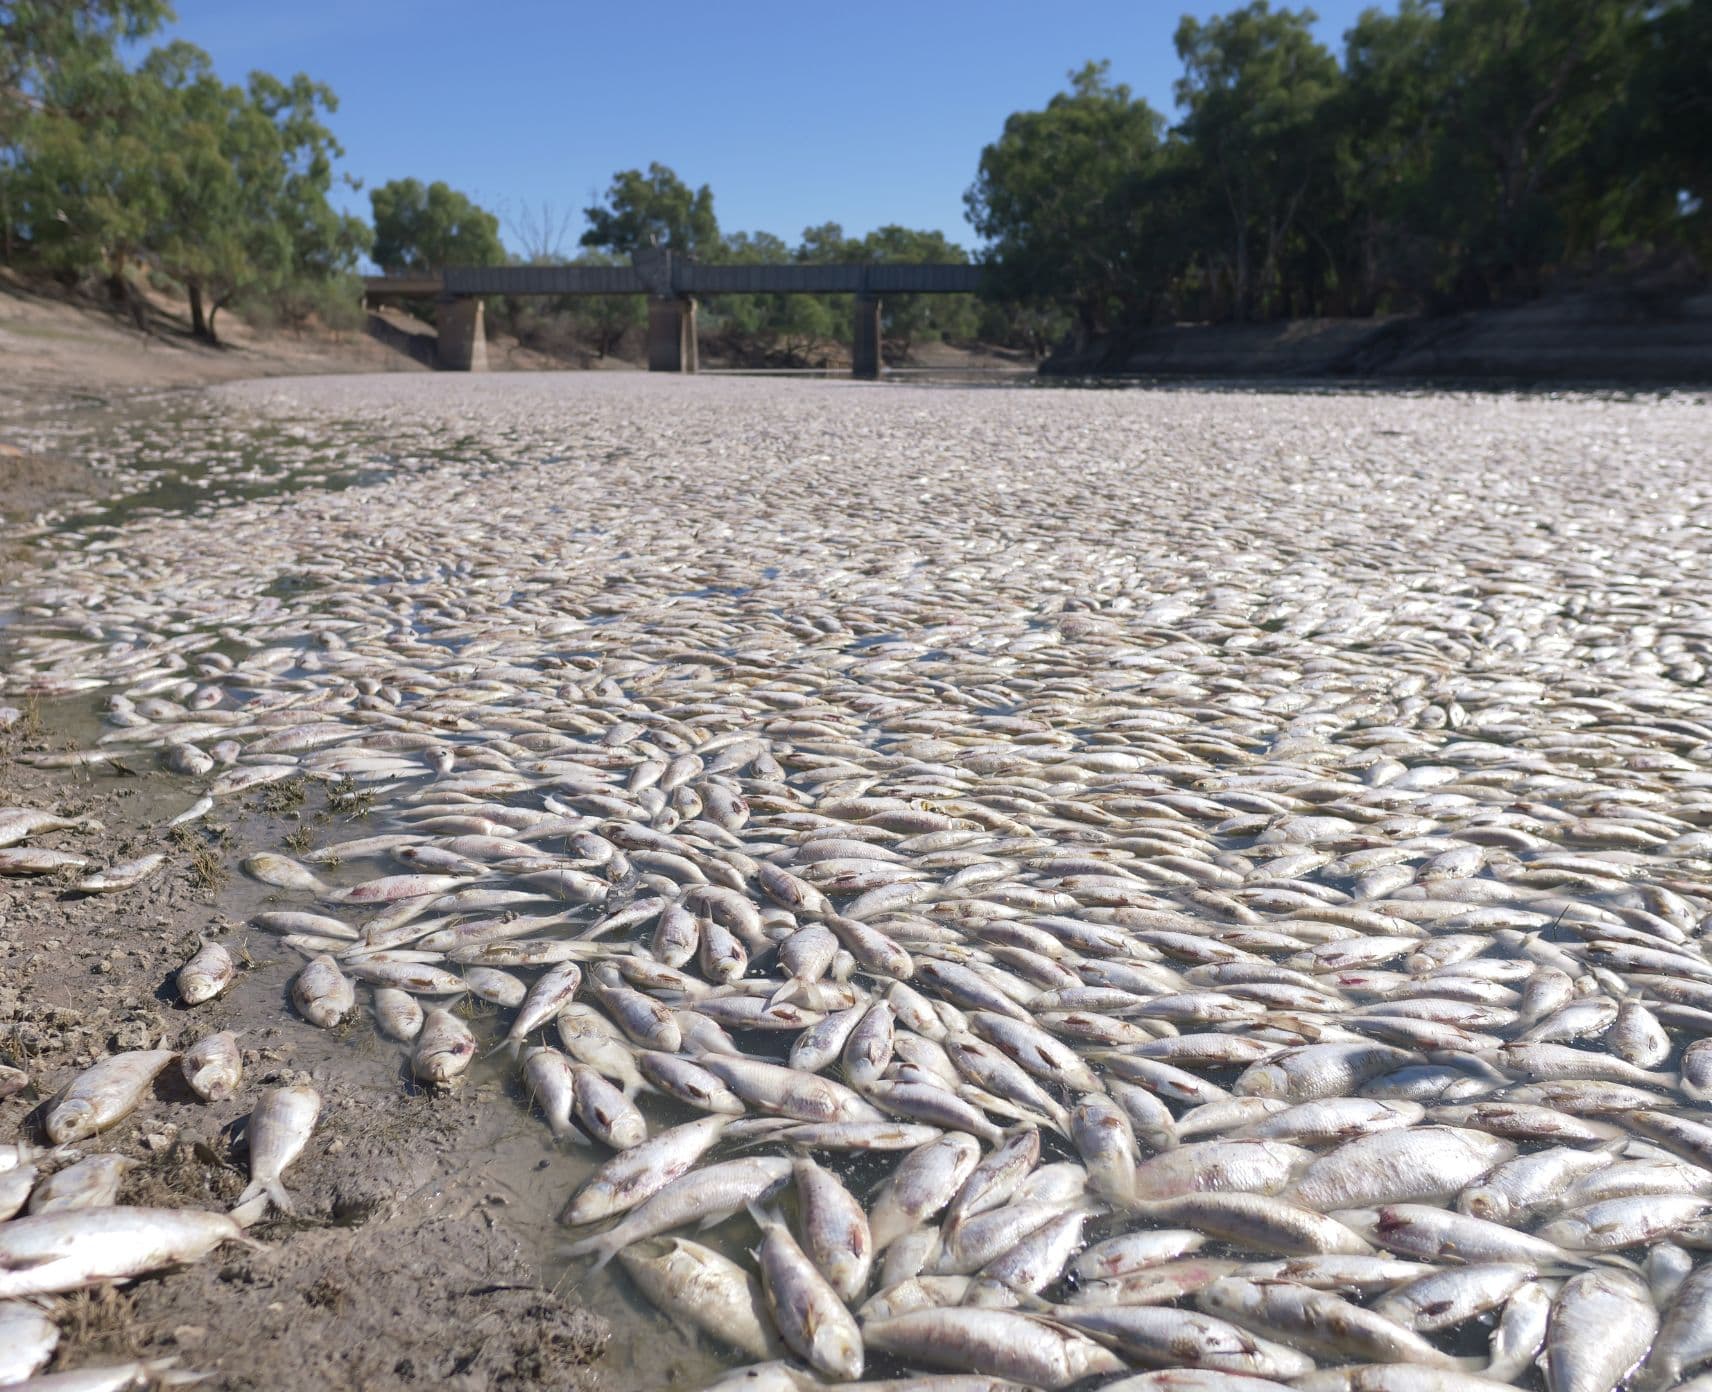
206, 296, 226, 346
108, 255, 148, 332
188, 282, 208, 340
1232, 224, 1250, 323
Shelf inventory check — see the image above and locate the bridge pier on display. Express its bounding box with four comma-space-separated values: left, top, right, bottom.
647, 297, 698, 373
852, 295, 882, 380
436, 296, 488, 372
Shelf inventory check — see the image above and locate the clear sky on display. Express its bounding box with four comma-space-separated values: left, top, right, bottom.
147, 0, 1391, 258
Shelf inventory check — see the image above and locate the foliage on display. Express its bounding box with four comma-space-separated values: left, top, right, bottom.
370, 177, 503, 271
143, 44, 367, 341
557, 250, 646, 358
581, 162, 719, 256
967, 62, 1169, 337
1173, 4, 1342, 319
1, 1, 367, 342
969, 1, 1709, 337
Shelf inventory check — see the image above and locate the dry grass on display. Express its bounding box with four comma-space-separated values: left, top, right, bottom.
325, 776, 374, 819
168, 824, 227, 889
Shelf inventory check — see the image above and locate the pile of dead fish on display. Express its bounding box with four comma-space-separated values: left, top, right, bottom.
2, 376, 1711, 1390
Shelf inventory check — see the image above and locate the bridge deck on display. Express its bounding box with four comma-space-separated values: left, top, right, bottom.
364, 263, 984, 299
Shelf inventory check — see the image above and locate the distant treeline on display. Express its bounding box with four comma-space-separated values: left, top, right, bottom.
968, 0, 1709, 341
2, 1, 1706, 357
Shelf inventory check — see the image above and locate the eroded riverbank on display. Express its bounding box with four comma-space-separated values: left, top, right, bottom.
3, 373, 1710, 1392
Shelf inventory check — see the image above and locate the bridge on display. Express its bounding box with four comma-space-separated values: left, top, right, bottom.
362, 248, 987, 378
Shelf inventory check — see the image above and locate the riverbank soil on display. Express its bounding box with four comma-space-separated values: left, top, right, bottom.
0, 270, 428, 407
0, 717, 608, 1391
1046, 284, 1712, 383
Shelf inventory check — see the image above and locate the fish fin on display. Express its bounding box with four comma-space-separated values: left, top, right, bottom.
559, 1233, 619, 1270
0, 1252, 62, 1273
996, 1287, 1054, 1313
1582, 1252, 1645, 1275
229, 1189, 268, 1229
483, 1037, 521, 1061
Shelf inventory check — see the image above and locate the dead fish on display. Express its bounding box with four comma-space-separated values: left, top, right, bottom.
291, 954, 354, 1028
241, 851, 329, 893
232, 1084, 321, 1221
0, 1298, 60, 1382
0, 1206, 252, 1297
411, 1007, 476, 1085
73, 851, 167, 895
29, 1153, 137, 1215
560, 1156, 792, 1269
45, 1050, 177, 1144
0, 847, 91, 875
372, 987, 424, 1041
749, 1202, 864, 1380
618, 1236, 785, 1362
180, 1030, 243, 1102
176, 940, 235, 1004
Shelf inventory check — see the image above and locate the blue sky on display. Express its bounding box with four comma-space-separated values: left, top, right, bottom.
148, 0, 1391, 257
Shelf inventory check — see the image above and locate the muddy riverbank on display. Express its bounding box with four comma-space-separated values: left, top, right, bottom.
0, 719, 610, 1391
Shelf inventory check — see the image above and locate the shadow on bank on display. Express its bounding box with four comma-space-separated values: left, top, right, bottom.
1043, 284, 1712, 388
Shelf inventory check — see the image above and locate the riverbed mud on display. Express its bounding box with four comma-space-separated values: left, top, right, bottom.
0, 722, 608, 1391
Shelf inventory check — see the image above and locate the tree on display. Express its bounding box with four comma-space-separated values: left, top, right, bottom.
706, 229, 836, 367
1173, 3, 1343, 320
144, 44, 366, 341
855, 224, 976, 357
7, 47, 170, 315
1421, 0, 1654, 298
580, 162, 719, 257
966, 62, 1169, 341
0, 1, 172, 264
370, 177, 504, 270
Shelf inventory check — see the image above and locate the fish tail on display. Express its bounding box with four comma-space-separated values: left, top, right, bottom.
230, 1186, 268, 1228
484, 1036, 521, 1061
765, 979, 803, 1011
560, 1233, 619, 1270
1582, 1251, 1644, 1275
268, 1179, 296, 1215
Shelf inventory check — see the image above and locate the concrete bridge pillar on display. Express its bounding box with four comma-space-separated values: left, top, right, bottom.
852, 295, 882, 379
436, 296, 488, 372
647, 297, 698, 373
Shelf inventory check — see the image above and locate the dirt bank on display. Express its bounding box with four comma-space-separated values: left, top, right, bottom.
0, 714, 608, 1392
1045, 284, 1712, 384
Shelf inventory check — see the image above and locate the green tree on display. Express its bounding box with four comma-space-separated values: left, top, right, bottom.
965, 62, 1169, 341
1174, 3, 1343, 320
7, 47, 169, 314
144, 43, 365, 341
1422, 0, 1657, 298
855, 224, 976, 357
581, 162, 719, 256
0, 1, 172, 264
706, 229, 836, 367
370, 177, 504, 270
